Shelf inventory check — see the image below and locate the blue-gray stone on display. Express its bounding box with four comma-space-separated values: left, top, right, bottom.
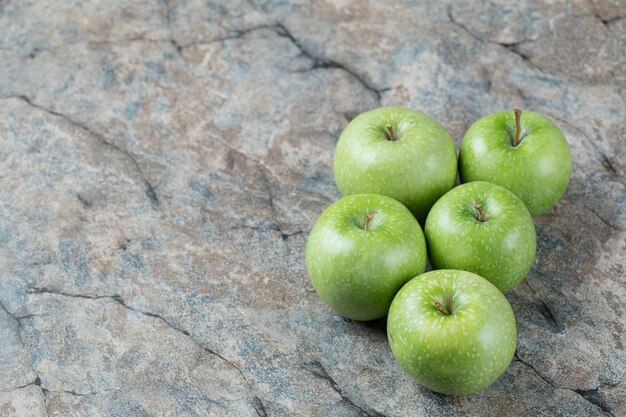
0, 0, 624, 416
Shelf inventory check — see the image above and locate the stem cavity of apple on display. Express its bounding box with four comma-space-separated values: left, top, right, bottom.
385, 124, 399, 141
512, 108, 523, 147
433, 296, 452, 315
474, 202, 488, 222
364, 210, 377, 231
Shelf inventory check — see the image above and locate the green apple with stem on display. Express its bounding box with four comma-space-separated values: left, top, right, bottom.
334, 107, 457, 222
387, 270, 517, 395
425, 181, 536, 293
306, 194, 427, 321
459, 108, 572, 216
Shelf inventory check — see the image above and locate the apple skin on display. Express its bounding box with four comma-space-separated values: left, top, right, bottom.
334, 107, 457, 223
306, 194, 427, 321
387, 270, 517, 395
459, 109, 572, 217
425, 181, 536, 293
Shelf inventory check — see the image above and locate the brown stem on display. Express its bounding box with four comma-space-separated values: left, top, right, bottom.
385, 124, 397, 141
364, 211, 377, 230
474, 202, 487, 222
513, 108, 523, 147
434, 297, 450, 315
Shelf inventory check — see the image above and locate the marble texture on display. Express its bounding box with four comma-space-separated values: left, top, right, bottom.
0, 0, 624, 416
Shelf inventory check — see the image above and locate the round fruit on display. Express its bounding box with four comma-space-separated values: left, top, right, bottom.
387, 270, 517, 395
333, 107, 457, 223
425, 181, 536, 293
306, 194, 427, 321
459, 109, 572, 216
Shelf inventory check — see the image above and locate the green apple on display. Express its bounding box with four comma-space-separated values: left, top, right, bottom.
333, 107, 457, 222
306, 194, 427, 321
459, 109, 572, 216
425, 181, 536, 293
387, 270, 517, 395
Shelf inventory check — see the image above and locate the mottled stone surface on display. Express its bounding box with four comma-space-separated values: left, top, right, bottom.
0, 0, 624, 416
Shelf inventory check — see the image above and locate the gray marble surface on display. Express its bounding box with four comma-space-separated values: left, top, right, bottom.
0, 1, 624, 416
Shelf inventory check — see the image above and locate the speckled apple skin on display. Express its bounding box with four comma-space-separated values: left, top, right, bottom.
387, 270, 517, 396
459, 110, 572, 217
333, 107, 457, 223
306, 194, 427, 321
425, 181, 536, 293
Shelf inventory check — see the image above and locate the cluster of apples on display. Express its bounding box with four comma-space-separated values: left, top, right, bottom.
305, 107, 572, 395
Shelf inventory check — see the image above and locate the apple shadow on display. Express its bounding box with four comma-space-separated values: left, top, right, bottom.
344, 316, 388, 336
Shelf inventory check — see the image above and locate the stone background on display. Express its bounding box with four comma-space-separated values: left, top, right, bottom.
0, 0, 624, 416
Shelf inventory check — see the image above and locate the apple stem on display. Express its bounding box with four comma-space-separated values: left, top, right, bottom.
513, 108, 523, 147
434, 297, 450, 315
474, 202, 487, 222
385, 124, 398, 141
364, 210, 377, 231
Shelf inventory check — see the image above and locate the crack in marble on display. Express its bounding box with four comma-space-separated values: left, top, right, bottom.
575, 385, 618, 417
52, 389, 98, 397
514, 351, 619, 416
590, 126, 621, 177
259, 164, 282, 233
586, 207, 625, 232
498, 42, 545, 73
280, 230, 306, 240
195, 24, 279, 46
307, 360, 386, 417
257, 164, 306, 242
225, 224, 306, 241
273, 23, 388, 103
10, 374, 103, 400
571, 391, 614, 417
0, 298, 37, 345
0, 95, 161, 209
597, 15, 623, 28
546, 112, 624, 181
205, 132, 308, 240
513, 351, 563, 389
547, 113, 620, 175
26, 287, 268, 416
208, 132, 282, 185
599, 153, 618, 175
108, 298, 271, 417
160, 0, 185, 60
8, 376, 40, 393
445, 6, 483, 43
446, 6, 545, 73
252, 395, 268, 417
194, 197, 304, 241
10, 373, 50, 416
523, 280, 562, 333
586, 0, 624, 30
32, 374, 48, 414
182, 23, 388, 103
76, 192, 94, 208
28, 287, 118, 300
